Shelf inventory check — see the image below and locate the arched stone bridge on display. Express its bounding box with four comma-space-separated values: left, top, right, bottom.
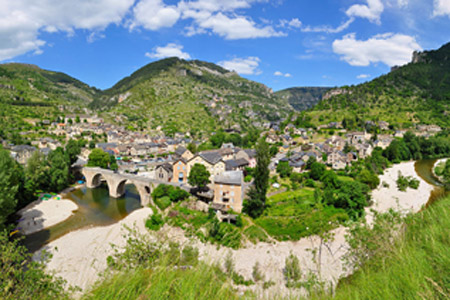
81, 167, 187, 206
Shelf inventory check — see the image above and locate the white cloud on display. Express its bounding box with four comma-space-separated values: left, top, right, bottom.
433, 0, 450, 17
279, 18, 302, 28
357, 74, 371, 79
145, 43, 191, 59
195, 13, 284, 39
274, 71, 291, 77
130, 0, 180, 31
218, 56, 261, 75
301, 18, 354, 34
178, 0, 284, 39
332, 33, 422, 67
346, 0, 384, 24
0, 0, 134, 61
397, 0, 409, 8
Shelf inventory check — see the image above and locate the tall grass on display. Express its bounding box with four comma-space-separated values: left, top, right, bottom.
314, 195, 450, 300
83, 260, 240, 300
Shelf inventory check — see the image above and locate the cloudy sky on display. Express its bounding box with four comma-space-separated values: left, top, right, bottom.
1, 0, 449, 91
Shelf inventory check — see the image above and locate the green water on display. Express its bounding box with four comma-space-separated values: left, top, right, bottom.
24, 183, 142, 252
414, 159, 448, 206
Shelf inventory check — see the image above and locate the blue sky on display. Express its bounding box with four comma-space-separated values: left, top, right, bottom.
1, 0, 450, 91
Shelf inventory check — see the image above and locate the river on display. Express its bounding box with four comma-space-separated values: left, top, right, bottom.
23, 183, 142, 252
414, 158, 449, 206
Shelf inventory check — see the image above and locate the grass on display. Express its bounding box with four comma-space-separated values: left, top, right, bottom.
83, 260, 240, 300
255, 188, 348, 241
310, 194, 450, 300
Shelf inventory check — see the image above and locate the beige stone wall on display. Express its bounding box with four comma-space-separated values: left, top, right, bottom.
173, 160, 188, 183
213, 183, 243, 213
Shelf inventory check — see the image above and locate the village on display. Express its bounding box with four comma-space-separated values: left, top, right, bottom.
3, 113, 443, 216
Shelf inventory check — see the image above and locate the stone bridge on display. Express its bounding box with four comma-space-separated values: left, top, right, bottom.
81, 167, 187, 206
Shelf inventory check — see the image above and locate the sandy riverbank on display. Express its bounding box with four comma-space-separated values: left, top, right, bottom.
18, 198, 79, 235
34, 207, 153, 291
36, 161, 434, 296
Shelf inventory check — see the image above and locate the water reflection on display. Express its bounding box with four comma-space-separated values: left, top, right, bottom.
24, 184, 142, 252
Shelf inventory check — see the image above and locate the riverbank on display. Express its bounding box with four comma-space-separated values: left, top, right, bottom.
34, 207, 153, 291
18, 198, 79, 235
370, 161, 433, 217
433, 158, 448, 182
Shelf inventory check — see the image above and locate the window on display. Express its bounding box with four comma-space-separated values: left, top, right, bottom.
177, 166, 180, 170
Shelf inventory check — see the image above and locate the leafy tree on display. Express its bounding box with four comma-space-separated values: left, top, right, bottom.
87, 148, 110, 169
188, 163, 210, 189
276, 161, 292, 178
0, 231, 68, 299
269, 145, 278, 156
187, 142, 197, 154
109, 154, 118, 171
358, 168, 380, 189
65, 139, 81, 165
0, 149, 20, 227
75, 116, 80, 123
24, 151, 49, 201
89, 140, 96, 149
244, 138, 270, 218
310, 162, 326, 181
47, 149, 69, 192
324, 181, 369, 219
443, 159, 450, 190
306, 156, 317, 170
210, 130, 226, 148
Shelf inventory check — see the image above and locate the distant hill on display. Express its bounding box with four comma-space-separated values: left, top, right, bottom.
91, 57, 293, 136
0, 63, 99, 138
275, 87, 331, 111
308, 42, 450, 128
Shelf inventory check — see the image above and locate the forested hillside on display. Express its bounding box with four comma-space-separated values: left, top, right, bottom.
308, 43, 450, 128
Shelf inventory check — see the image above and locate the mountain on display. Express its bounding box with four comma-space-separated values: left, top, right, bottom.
308, 42, 450, 128
275, 87, 331, 111
90, 57, 292, 136
0, 63, 99, 138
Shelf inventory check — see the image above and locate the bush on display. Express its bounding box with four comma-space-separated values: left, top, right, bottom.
244, 175, 253, 182
169, 188, 190, 202
145, 213, 165, 231
396, 171, 420, 191
284, 252, 301, 286
155, 196, 172, 210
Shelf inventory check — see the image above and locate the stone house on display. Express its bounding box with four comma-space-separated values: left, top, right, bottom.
213, 171, 245, 213
10, 145, 36, 165
187, 152, 226, 180
175, 146, 194, 161
235, 149, 256, 168
172, 158, 188, 183
155, 163, 173, 182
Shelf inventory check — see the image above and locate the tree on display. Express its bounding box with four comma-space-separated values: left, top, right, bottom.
187, 142, 197, 154
269, 145, 278, 156
210, 130, 226, 148
47, 149, 69, 192
310, 162, 326, 181
75, 116, 80, 123
109, 154, 118, 171
306, 156, 317, 170
244, 138, 270, 218
188, 163, 210, 190
87, 148, 110, 169
443, 160, 450, 191
0, 149, 20, 227
24, 151, 49, 202
65, 139, 81, 165
89, 140, 96, 149
276, 161, 292, 178
358, 168, 380, 189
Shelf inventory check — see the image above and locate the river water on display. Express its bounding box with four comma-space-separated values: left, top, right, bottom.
414, 159, 449, 206
24, 183, 142, 252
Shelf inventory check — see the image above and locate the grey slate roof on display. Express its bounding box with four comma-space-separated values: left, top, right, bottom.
175, 146, 187, 156
199, 151, 222, 165
214, 171, 243, 185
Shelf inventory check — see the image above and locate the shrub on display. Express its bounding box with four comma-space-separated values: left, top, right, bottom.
252, 261, 264, 282
155, 196, 172, 210
145, 213, 165, 231
244, 175, 253, 182
284, 252, 301, 286
169, 188, 190, 202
